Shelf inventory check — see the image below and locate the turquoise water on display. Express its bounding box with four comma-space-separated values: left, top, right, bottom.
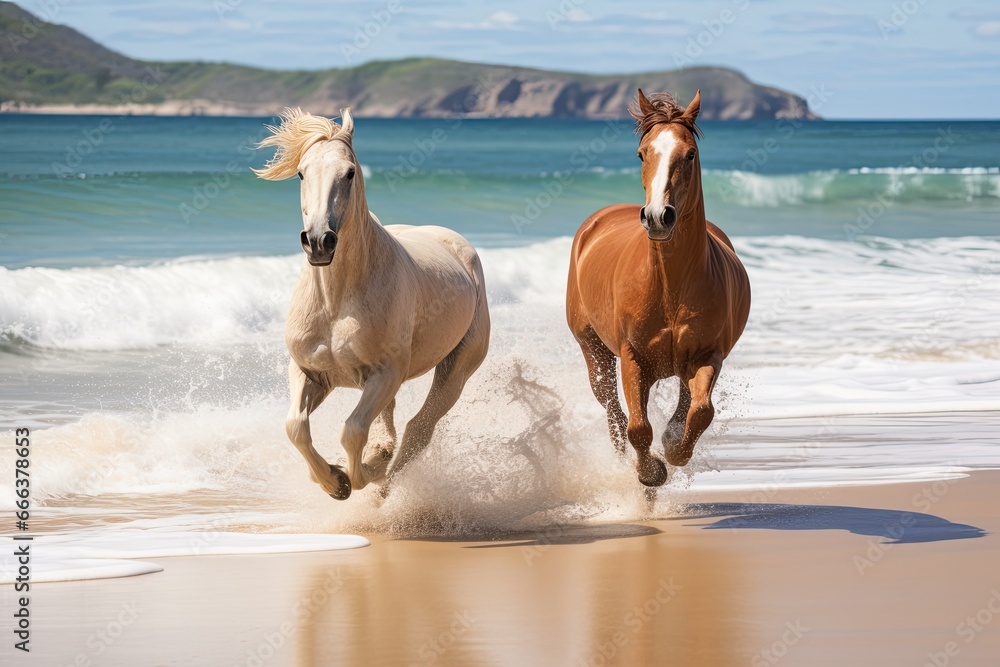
1, 115, 998, 268
1, 114, 999, 532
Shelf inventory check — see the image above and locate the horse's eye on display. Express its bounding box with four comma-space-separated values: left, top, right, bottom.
637, 152, 644, 162
346, 166, 356, 180
297, 171, 303, 180
686, 149, 696, 161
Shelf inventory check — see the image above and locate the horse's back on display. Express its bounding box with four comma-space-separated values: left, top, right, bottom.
571, 204, 641, 254
386, 224, 484, 286
384, 223, 489, 375
707, 221, 735, 251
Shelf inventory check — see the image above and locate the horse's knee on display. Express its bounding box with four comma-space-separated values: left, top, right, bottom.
343, 415, 369, 446
627, 418, 653, 451
341, 416, 369, 455
285, 415, 310, 448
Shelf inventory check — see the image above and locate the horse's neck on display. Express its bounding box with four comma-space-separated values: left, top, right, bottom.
652, 179, 709, 286
313, 189, 393, 307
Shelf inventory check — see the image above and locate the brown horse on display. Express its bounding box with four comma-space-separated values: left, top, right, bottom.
566, 89, 751, 487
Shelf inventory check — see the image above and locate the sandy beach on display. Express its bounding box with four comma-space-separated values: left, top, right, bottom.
4, 2, 1000, 666
2, 470, 996, 666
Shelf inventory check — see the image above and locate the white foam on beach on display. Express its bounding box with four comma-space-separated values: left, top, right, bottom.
0, 255, 298, 350
3, 235, 998, 360
0, 529, 369, 584
1, 234, 999, 547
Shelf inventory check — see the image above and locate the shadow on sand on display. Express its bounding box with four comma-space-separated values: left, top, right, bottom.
460, 523, 663, 549
679, 502, 986, 544
403, 503, 984, 548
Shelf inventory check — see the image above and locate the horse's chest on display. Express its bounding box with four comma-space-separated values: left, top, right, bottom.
633, 315, 704, 375
286, 313, 363, 376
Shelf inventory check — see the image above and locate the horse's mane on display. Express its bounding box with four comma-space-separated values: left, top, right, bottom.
628, 92, 702, 140
254, 108, 345, 180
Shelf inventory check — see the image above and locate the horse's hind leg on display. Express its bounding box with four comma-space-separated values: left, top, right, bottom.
389, 332, 487, 481
620, 345, 668, 487
576, 326, 628, 454
665, 358, 721, 467
286, 362, 351, 500
661, 381, 691, 453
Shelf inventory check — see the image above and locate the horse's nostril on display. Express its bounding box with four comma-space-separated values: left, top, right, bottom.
662, 206, 677, 226
640, 207, 647, 224
321, 231, 338, 254
300, 230, 310, 251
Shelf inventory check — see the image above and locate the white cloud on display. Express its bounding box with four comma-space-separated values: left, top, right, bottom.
974, 21, 1000, 38
221, 19, 255, 32
433, 10, 522, 31
489, 11, 519, 27
768, 10, 876, 35
566, 9, 593, 23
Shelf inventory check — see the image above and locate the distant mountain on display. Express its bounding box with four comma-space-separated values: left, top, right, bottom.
0, 2, 819, 120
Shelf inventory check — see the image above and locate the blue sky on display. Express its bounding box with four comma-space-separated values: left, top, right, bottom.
20, 0, 1000, 118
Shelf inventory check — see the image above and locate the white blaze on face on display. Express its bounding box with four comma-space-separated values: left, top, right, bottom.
646, 129, 678, 224
300, 143, 353, 237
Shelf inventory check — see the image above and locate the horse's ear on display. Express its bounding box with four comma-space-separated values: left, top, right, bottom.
339, 108, 354, 142
683, 89, 701, 123
637, 88, 654, 116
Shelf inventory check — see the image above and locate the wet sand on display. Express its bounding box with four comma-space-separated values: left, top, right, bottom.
5, 471, 1000, 666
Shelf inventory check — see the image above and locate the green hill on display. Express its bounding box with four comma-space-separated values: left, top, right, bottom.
0, 2, 818, 119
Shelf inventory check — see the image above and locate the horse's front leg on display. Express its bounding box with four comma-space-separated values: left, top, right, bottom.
342, 368, 403, 491
665, 357, 721, 467
362, 398, 396, 483
286, 362, 352, 500
620, 346, 668, 487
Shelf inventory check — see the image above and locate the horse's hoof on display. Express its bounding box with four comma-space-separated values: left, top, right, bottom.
328, 465, 352, 500
637, 456, 668, 487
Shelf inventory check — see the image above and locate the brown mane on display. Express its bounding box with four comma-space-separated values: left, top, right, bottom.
628, 91, 703, 140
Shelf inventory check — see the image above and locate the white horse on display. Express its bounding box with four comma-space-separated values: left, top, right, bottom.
255, 108, 490, 500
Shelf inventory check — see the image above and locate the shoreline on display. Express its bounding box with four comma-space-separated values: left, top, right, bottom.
4, 470, 999, 665
1, 100, 290, 118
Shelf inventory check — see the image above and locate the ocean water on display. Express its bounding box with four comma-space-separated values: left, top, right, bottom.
1, 115, 999, 579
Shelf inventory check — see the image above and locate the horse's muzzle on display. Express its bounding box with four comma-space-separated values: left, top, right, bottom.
301, 230, 338, 266
641, 205, 677, 242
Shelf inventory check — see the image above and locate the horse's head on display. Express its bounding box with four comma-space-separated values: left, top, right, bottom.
254, 107, 361, 266
631, 89, 702, 242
